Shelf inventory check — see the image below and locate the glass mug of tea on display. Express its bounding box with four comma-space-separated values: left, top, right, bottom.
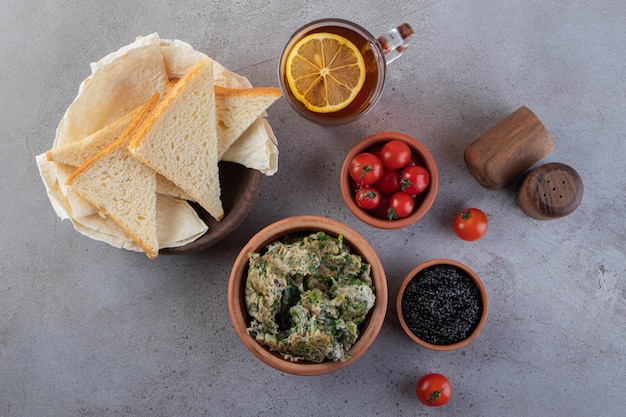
278, 18, 414, 124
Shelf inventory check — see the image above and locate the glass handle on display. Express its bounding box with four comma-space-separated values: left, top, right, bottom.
378, 23, 414, 64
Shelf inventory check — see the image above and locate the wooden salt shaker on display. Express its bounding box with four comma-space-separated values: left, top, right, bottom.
517, 163, 584, 220
464, 106, 555, 189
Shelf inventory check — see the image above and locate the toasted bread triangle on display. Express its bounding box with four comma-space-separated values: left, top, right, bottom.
66, 94, 161, 258
214, 85, 282, 158
128, 58, 224, 221
47, 105, 194, 202
46, 106, 144, 166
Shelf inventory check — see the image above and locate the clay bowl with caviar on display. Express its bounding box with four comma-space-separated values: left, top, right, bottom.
340, 131, 438, 229
228, 215, 388, 375
396, 259, 488, 350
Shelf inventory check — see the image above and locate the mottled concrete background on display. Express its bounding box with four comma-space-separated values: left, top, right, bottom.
2, 1, 624, 416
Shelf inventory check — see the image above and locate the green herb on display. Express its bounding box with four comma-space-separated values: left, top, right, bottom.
245, 232, 375, 362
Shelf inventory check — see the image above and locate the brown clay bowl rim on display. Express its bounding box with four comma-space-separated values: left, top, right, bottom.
161, 162, 263, 255
340, 132, 439, 229
396, 259, 488, 351
228, 215, 388, 375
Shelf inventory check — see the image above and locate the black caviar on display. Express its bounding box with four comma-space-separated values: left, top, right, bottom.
401, 264, 482, 345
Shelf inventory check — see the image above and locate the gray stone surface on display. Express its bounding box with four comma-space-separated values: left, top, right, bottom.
1, 0, 624, 416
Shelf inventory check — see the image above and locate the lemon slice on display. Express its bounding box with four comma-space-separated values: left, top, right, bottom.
286, 32, 366, 113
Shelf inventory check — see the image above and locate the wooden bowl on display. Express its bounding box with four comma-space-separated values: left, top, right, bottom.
396, 259, 488, 351
228, 215, 388, 375
160, 161, 263, 255
340, 132, 438, 229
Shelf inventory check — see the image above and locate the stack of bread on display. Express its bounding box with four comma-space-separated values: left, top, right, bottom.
36, 34, 281, 258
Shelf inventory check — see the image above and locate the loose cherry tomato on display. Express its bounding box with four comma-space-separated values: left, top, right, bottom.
354, 187, 381, 210
375, 168, 402, 194
416, 373, 452, 407
388, 191, 415, 219
453, 208, 488, 241
380, 140, 412, 170
401, 165, 430, 195
349, 152, 383, 185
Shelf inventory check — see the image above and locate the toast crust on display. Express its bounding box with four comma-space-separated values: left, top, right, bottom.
128, 58, 225, 221
65, 94, 161, 258
214, 85, 282, 99
66, 94, 161, 185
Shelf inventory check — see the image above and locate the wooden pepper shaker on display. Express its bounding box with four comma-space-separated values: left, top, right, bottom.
517, 163, 584, 220
464, 106, 555, 189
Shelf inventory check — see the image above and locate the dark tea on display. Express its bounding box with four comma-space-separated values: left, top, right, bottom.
279, 19, 387, 124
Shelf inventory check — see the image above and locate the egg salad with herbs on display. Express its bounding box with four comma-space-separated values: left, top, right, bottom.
245, 232, 376, 362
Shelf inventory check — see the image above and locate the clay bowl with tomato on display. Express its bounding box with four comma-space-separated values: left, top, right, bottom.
396, 259, 488, 351
340, 132, 439, 229
228, 215, 388, 376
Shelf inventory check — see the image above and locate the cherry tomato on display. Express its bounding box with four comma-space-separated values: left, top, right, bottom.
367, 144, 384, 160
416, 373, 452, 407
349, 152, 384, 185
380, 140, 412, 170
368, 194, 390, 219
354, 187, 381, 210
388, 191, 415, 219
406, 153, 424, 167
375, 168, 402, 194
453, 208, 488, 241
401, 165, 430, 195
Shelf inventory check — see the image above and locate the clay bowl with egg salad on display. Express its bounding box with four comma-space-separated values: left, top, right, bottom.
228, 215, 388, 375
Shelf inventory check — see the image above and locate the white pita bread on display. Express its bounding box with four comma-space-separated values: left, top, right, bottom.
54, 34, 170, 148
36, 32, 279, 256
